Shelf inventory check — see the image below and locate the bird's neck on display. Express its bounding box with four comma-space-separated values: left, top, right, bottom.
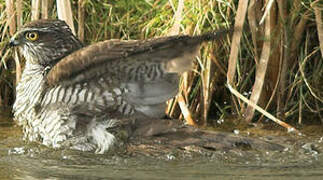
13, 62, 46, 125
23, 62, 45, 75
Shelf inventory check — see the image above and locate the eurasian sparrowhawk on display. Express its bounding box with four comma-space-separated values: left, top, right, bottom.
10, 19, 230, 153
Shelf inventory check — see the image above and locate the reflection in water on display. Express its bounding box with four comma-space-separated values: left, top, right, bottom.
1, 111, 323, 180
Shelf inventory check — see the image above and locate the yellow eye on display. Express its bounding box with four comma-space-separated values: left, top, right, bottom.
25, 32, 39, 41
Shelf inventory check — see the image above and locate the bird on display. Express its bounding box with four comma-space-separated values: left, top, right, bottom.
9, 19, 231, 154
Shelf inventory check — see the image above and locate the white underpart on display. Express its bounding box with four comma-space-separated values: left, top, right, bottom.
13, 62, 46, 142
87, 118, 117, 154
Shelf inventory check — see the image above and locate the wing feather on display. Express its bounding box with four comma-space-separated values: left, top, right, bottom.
46, 29, 231, 87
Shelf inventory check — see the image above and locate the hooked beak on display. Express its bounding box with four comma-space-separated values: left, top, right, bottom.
9, 37, 20, 47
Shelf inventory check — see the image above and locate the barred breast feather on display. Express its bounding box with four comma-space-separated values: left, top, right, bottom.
13, 63, 120, 153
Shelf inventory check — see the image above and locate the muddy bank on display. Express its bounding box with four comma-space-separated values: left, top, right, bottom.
104, 118, 323, 160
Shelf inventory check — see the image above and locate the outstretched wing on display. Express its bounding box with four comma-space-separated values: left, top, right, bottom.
46, 29, 231, 86
46, 30, 230, 114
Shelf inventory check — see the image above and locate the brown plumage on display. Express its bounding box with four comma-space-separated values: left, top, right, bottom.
46, 30, 230, 86
10, 19, 231, 153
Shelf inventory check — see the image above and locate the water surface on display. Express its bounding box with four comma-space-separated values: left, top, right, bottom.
1, 111, 323, 180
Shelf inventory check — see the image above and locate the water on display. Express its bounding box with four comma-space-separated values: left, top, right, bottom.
1, 111, 323, 180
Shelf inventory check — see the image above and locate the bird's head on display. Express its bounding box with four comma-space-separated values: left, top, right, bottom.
10, 19, 83, 66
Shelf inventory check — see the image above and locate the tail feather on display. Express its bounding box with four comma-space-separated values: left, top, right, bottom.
165, 28, 232, 74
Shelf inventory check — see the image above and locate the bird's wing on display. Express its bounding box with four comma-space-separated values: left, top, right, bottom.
46, 30, 230, 107
46, 36, 197, 86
